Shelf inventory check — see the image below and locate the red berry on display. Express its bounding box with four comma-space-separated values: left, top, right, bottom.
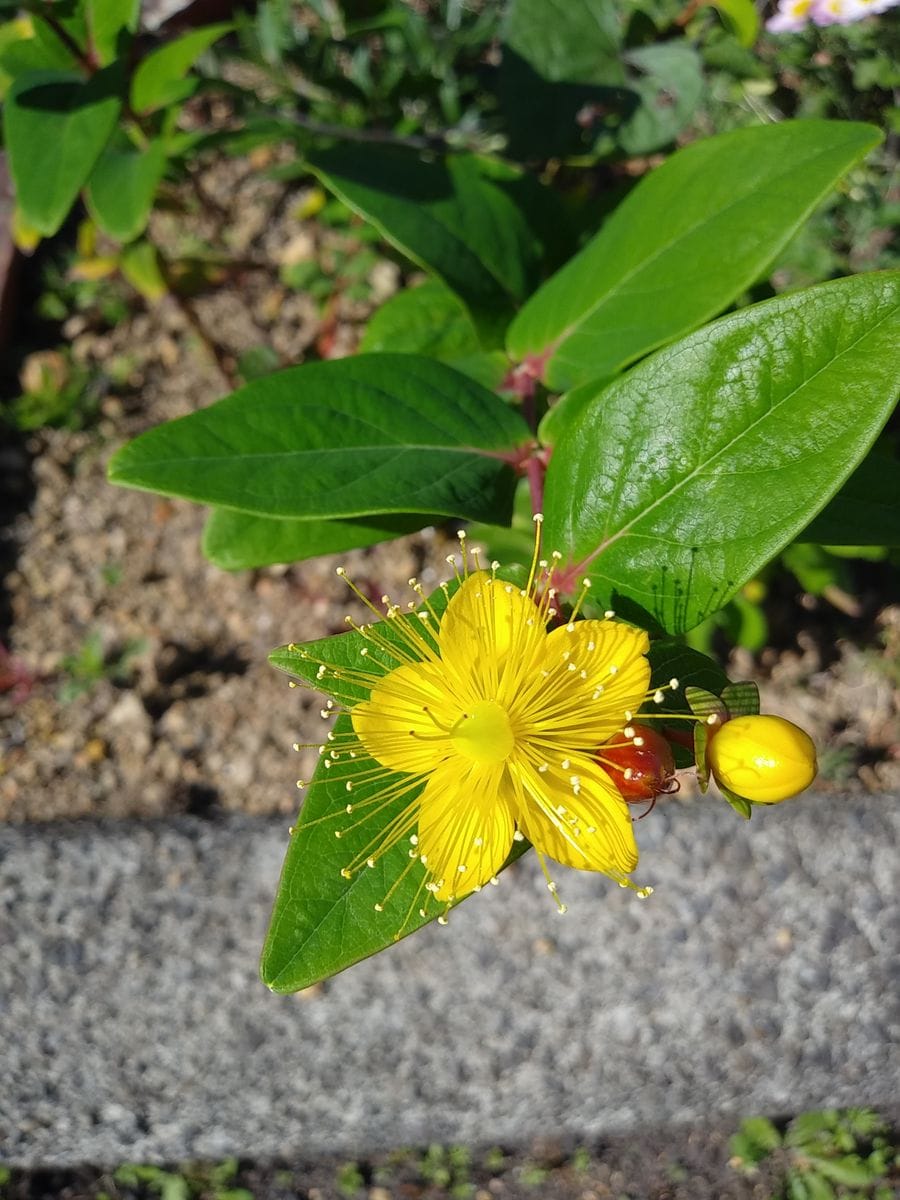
596, 723, 677, 802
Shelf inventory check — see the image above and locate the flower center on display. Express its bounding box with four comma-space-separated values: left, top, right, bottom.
452, 700, 514, 765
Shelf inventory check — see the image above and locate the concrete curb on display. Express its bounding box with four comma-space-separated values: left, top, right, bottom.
1, 793, 897, 1165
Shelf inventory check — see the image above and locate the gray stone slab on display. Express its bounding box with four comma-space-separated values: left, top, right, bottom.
1, 793, 898, 1166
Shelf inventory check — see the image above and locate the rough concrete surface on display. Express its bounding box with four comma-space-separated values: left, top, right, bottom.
1, 792, 897, 1166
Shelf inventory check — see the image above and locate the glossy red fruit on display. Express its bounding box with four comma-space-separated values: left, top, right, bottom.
597, 723, 677, 802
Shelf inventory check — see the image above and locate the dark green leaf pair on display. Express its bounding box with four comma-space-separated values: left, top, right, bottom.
110, 274, 900, 625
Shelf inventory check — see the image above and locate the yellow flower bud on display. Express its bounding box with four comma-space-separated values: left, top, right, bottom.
707, 714, 817, 804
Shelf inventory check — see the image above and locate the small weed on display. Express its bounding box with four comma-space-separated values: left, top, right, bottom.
3, 348, 104, 433
571, 1147, 591, 1173
483, 1146, 507, 1172
730, 1107, 899, 1199
519, 1162, 549, 1187
58, 632, 146, 702
114, 1165, 190, 1200
418, 1144, 473, 1195
101, 562, 125, 587
114, 1161, 253, 1200
335, 1161, 364, 1196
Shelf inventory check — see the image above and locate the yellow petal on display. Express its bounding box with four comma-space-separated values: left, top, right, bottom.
530, 618, 651, 743
438, 572, 545, 700
509, 757, 638, 877
416, 760, 515, 903
352, 660, 457, 774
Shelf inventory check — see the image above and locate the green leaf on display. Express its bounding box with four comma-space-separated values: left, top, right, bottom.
708, 0, 760, 47
646, 640, 726, 767
730, 1117, 782, 1168
0, 20, 75, 79
119, 239, 167, 300
308, 147, 542, 345
720, 681, 760, 717
733, 1117, 783, 1157
616, 43, 704, 158
108, 354, 530, 523
800, 439, 900, 545
361, 279, 481, 359
685, 687, 727, 722
202, 509, 429, 570
797, 1173, 836, 1200
810, 1156, 877, 1188
360, 279, 508, 388
503, 0, 622, 84
86, 0, 139, 65
260, 709, 439, 993
508, 120, 883, 391
647, 642, 728, 708
538, 378, 615, 448
787, 1112, 839, 1146
498, 0, 624, 159
542, 272, 900, 634
85, 136, 167, 242
721, 789, 753, 819
3, 65, 122, 236
787, 1173, 812, 1200
130, 23, 232, 114
693, 720, 711, 793
0, 17, 68, 93
264, 602, 530, 991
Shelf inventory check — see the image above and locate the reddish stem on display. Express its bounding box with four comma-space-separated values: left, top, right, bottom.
526, 455, 544, 515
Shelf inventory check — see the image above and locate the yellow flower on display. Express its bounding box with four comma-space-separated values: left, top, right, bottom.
707, 714, 817, 804
299, 527, 660, 919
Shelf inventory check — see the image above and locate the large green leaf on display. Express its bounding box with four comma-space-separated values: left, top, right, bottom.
3, 65, 122, 236
799, 439, 900, 546
308, 146, 542, 345
542, 272, 900, 634
508, 120, 882, 391
263, 597, 529, 992
108, 354, 530, 523
85, 135, 167, 242
202, 509, 430, 570
261, 709, 443, 992
130, 22, 231, 114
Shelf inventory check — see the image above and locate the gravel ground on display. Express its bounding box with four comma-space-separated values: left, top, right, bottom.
1, 791, 897, 1167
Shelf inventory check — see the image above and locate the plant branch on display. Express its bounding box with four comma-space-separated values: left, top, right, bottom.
289, 109, 497, 156
31, 3, 99, 74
